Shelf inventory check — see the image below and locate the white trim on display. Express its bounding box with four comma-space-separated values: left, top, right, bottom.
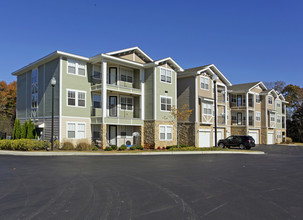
160, 95, 172, 112
159, 67, 173, 84
246, 93, 249, 127
66, 58, 87, 77
159, 125, 173, 141
66, 121, 87, 139
101, 54, 144, 68
199, 129, 211, 132
66, 89, 87, 108
174, 71, 177, 110
200, 75, 210, 91
120, 96, 134, 111
43, 64, 46, 118
105, 46, 154, 62
59, 57, 62, 142
248, 81, 268, 91
256, 111, 261, 121
153, 67, 157, 120
102, 61, 107, 121
61, 116, 91, 119
140, 69, 145, 120
195, 77, 198, 123
154, 57, 183, 72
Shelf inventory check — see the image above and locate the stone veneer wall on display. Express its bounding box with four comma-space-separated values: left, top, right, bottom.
260, 127, 268, 144
231, 126, 247, 136
177, 122, 195, 146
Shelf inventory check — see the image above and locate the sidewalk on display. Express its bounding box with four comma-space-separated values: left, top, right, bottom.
0, 150, 265, 156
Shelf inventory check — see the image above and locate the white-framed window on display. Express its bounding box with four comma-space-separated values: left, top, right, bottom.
256, 112, 261, 121
227, 110, 229, 120
67, 89, 86, 107
203, 102, 213, 115
268, 96, 273, 104
256, 94, 261, 103
120, 126, 133, 138
270, 114, 275, 122
231, 94, 236, 103
200, 76, 209, 90
93, 94, 101, 108
160, 96, 172, 111
277, 115, 281, 123
160, 68, 172, 83
93, 64, 101, 79
277, 100, 281, 108
277, 130, 281, 139
67, 122, 86, 139
231, 111, 237, 121
121, 97, 133, 111
159, 125, 173, 141
67, 59, 86, 77
120, 67, 134, 83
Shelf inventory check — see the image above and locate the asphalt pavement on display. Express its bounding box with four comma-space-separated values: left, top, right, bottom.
0, 144, 302, 220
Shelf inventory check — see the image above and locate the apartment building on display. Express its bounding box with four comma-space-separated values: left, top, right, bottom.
12, 47, 183, 148
177, 64, 232, 147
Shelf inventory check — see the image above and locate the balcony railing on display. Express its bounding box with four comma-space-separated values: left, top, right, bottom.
231, 119, 246, 125
249, 119, 254, 126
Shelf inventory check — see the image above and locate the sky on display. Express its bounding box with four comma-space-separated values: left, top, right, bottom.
1, 0, 302, 87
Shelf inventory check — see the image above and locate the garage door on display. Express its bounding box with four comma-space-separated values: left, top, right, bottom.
249, 131, 259, 144
213, 130, 223, 146
199, 130, 211, 148
268, 132, 274, 144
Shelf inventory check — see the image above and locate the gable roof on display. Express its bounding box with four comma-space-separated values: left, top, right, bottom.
154, 57, 183, 72
261, 89, 278, 97
105, 46, 154, 63
228, 81, 267, 92
178, 64, 232, 86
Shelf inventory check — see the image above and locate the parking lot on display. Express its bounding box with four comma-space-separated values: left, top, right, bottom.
0, 144, 302, 219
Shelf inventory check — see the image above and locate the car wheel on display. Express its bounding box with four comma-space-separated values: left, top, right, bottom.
219, 143, 225, 148
239, 144, 245, 150
246, 146, 251, 150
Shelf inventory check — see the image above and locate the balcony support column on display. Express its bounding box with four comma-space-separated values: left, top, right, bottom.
246, 92, 249, 132
140, 69, 145, 120
102, 61, 107, 122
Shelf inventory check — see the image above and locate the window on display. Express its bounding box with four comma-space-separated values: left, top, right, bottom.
256, 112, 261, 121
120, 67, 133, 83
231, 111, 237, 121
277, 130, 281, 139
159, 125, 173, 141
67, 59, 86, 76
67, 123, 76, 138
270, 114, 275, 122
256, 94, 261, 103
160, 68, 172, 83
67, 122, 86, 139
120, 126, 133, 138
231, 94, 236, 103
31, 69, 38, 110
200, 76, 209, 90
277, 115, 281, 123
277, 100, 281, 107
160, 96, 172, 111
203, 102, 213, 115
226, 110, 229, 120
67, 90, 86, 107
268, 96, 273, 104
121, 97, 133, 110
93, 65, 101, 79
93, 94, 101, 108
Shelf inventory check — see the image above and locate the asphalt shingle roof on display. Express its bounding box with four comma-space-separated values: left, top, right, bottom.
182, 65, 212, 74
227, 81, 261, 91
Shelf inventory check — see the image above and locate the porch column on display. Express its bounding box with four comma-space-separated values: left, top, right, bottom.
225, 86, 227, 125
102, 61, 107, 121
140, 69, 145, 120
246, 92, 249, 131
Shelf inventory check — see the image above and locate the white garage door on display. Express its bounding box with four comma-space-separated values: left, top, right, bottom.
268, 132, 274, 144
199, 130, 211, 148
213, 130, 223, 146
249, 131, 259, 144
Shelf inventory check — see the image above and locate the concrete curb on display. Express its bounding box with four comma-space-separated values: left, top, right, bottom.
0, 150, 265, 156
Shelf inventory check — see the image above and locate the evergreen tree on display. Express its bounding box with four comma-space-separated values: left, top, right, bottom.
27, 119, 35, 139
21, 121, 28, 139
12, 118, 21, 139
12, 118, 17, 139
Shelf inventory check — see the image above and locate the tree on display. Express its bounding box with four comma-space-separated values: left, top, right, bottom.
12, 118, 21, 139
168, 104, 193, 147
282, 84, 303, 119
26, 119, 36, 139
264, 81, 286, 94
287, 105, 303, 142
21, 121, 28, 139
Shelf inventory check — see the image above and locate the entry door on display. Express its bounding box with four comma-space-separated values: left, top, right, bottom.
109, 96, 117, 117
237, 113, 242, 125
268, 132, 274, 144
109, 67, 117, 85
109, 125, 117, 145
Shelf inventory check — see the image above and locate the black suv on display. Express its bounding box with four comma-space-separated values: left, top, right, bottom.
217, 135, 255, 150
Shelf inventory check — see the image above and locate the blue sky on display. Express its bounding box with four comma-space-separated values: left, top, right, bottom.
1, 0, 302, 86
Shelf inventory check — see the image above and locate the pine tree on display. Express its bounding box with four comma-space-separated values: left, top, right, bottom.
27, 119, 35, 139
16, 119, 22, 139
12, 118, 17, 139
21, 121, 28, 139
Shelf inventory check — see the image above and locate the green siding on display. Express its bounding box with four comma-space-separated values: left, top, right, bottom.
61, 58, 91, 118
156, 67, 176, 121
144, 68, 154, 120
16, 73, 27, 118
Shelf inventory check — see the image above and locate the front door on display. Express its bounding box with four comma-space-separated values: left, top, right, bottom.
237, 112, 242, 125
109, 67, 117, 85
109, 96, 117, 117
109, 125, 117, 146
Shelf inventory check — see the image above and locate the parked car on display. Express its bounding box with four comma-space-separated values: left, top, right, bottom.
217, 135, 255, 149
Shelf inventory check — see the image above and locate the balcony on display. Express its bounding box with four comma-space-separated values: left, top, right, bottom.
231, 119, 246, 126
217, 116, 225, 125
91, 82, 141, 95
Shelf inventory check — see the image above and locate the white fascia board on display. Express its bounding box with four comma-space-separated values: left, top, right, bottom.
209, 64, 232, 86
154, 57, 184, 72
279, 94, 285, 101
106, 46, 154, 62
12, 51, 89, 76
248, 81, 267, 92
100, 54, 144, 68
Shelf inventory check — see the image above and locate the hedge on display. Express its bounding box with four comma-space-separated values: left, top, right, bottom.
0, 139, 50, 151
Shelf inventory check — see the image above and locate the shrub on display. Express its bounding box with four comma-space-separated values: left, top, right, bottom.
130, 146, 136, 150
27, 119, 36, 139
111, 145, 118, 150
12, 118, 22, 139
119, 145, 127, 151
76, 141, 92, 151
92, 146, 99, 151
105, 146, 112, 151
0, 139, 47, 151
136, 145, 143, 150
144, 143, 155, 149
285, 137, 292, 144
166, 145, 177, 150
21, 121, 28, 139
61, 141, 74, 150
54, 139, 61, 149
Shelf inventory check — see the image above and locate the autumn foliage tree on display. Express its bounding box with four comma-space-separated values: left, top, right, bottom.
168, 104, 193, 148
